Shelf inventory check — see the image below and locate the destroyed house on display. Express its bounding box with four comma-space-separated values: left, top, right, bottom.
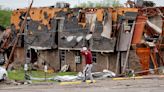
10, 7, 143, 72
11, 7, 163, 72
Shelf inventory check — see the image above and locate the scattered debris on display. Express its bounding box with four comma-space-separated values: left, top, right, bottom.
60, 65, 69, 72
3, 80, 32, 85
53, 75, 78, 82
53, 70, 116, 82
30, 76, 53, 81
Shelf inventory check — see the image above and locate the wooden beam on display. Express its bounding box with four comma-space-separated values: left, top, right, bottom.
5, 0, 33, 69
122, 21, 136, 74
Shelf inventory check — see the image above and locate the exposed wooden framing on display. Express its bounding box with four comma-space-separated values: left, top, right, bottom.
122, 21, 136, 74
155, 8, 164, 66
150, 48, 158, 74
115, 51, 120, 74
5, 0, 33, 69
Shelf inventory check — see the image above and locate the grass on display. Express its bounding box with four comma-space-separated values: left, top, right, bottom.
0, 9, 12, 28
8, 69, 25, 81
57, 72, 77, 76
8, 69, 77, 82
30, 70, 56, 78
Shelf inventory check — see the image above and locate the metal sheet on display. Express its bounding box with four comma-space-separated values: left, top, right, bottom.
101, 11, 112, 39
85, 13, 97, 32
116, 21, 134, 51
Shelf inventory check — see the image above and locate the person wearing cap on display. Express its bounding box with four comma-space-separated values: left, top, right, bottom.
81, 47, 93, 83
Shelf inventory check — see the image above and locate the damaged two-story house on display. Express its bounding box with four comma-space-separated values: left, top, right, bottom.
8, 1, 164, 74
9, 6, 140, 73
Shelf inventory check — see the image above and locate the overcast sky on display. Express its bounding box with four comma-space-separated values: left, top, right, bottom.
0, 0, 163, 9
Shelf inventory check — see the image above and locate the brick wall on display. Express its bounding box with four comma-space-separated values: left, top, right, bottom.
13, 47, 25, 69
12, 49, 153, 73
65, 51, 76, 72
37, 50, 60, 71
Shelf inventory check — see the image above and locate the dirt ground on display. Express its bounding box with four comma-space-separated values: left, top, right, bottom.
1, 76, 164, 92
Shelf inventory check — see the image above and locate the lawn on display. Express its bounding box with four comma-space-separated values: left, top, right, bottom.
8, 69, 77, 81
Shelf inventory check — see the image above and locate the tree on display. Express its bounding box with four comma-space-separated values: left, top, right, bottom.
95, 3, 102, 8
112, 0, 121, 7
0, 9, 12, 28
74, 0, 121, 8
78, 2, 87, 8
87, 1, 94, 7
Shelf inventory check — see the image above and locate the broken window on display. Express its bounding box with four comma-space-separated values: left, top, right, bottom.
78, 12, 86, 23
30, 48, 38, 64
59, 50, 66, 63
123, 19, 134, 33
75, 51, 81, 64
92, 52, 97, 63
54, 17, 65, 32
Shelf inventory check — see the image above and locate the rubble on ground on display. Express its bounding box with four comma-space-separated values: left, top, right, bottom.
53, 69, 116, 82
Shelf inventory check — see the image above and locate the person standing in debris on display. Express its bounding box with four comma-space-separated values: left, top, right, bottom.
81, 47, 93, 83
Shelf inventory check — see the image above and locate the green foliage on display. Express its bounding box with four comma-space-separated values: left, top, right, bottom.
57, 72, 77, 76
78, 3, 87, 8
8, 69, 77, 81
0, 9, 12, 28
29, 70, 55, 78
112, 0, 121, 8
74, 0, 122, 8
8, 69, 25, 81
95, 3, 102, 8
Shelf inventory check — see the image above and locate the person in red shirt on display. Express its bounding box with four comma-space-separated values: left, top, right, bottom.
81, 47, 93, 83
